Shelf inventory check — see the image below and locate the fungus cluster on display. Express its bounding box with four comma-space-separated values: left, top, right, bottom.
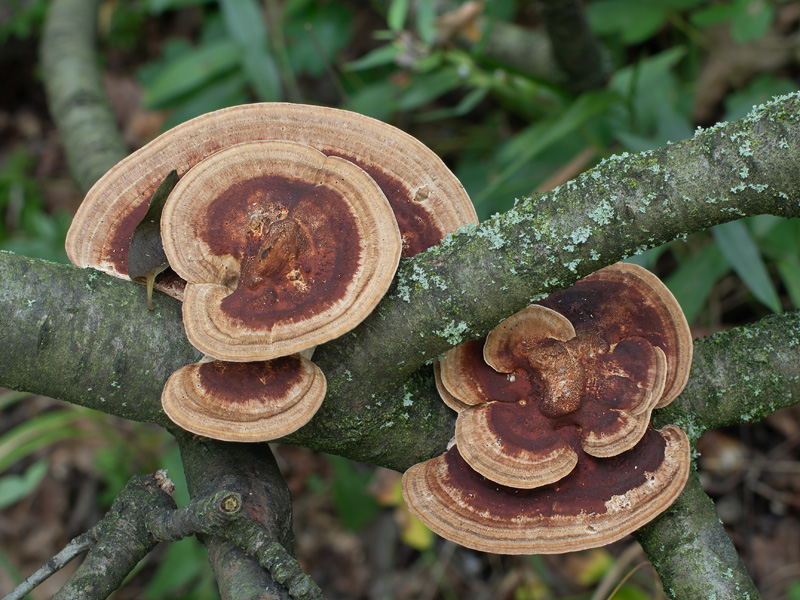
67, 103, 477, 442
403, 263, 694, 554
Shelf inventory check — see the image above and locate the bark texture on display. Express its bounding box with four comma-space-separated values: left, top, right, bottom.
636, 469, 761, 600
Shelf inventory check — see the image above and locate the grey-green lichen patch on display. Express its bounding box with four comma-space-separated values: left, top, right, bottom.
587, 199, 615, 226
435, 320, 470, 346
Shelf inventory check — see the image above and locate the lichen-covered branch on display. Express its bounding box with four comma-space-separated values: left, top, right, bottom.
176, 433, 306, 600
50, 474, 176, 600
654, 311, 800, 441
3, 250, 800, 470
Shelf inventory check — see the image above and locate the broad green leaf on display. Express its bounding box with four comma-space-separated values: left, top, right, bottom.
145, 537, 210, 600
787, 580, 800, 600
345, 43, 402, 71
0, 391, 30, 411
665, 243, 731, 324
146, 0, 213, 14
712, 220, 782, 313
220, 0, 282, 100
690, 4, 738, 27
283, 2, 354, 78
416, 86, 488, 121
478, 91, 617, 204
416, 0, 436, 45
0, 409, 102, 472
161, 72, 249, 130
387, 0, 409, 32
396, 67, 463, 111
776, 257, 800, 309
0, 460, 47, 509
731, 0, 773, 42
328, 455, 379, 531
144, 39, 241, 108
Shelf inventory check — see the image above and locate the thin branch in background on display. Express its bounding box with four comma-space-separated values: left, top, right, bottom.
2, 532, 97, 600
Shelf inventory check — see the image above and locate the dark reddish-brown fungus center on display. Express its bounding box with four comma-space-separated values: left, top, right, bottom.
197, 356, 305, 403
325, 151, 443, 257
199, 174, 362, 329
443, 427, 669, 519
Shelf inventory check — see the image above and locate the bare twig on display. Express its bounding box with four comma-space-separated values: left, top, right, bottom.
3, 532, 97, 600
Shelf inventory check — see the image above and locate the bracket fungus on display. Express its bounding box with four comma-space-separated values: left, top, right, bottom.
402, 426, 690, 555
161, 355, 325, 442
160, 139, 403, 362
65, 102, 477, 300
66, 103, 477, 442
407, 263, 693, 553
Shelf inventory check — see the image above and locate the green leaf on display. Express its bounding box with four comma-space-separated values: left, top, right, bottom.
387, 0, 409, 32
143, 39, 241, 109
731, 0, 773, 43
0, 409, 103, 473
145, 537, 211, 600
776, 257, 800, 309
220, 0, 282, 100
128, 171, 179, 282
328, 455, 379, 531
665, 243, 731, 324
0, 460, 47, 509
345, 43, 402, 71
477, 91, 617, 204
712, 220, 782, 313
395, 67, 462, 111
416, 0, 436, 45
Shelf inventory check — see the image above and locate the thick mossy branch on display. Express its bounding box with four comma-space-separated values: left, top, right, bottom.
654, 311, 800, 442
3, 250, 800, 472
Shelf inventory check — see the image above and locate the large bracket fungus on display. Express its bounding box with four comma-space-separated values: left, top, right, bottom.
66, 103, 478, 443
65, 102, 477, 300
160, 139, 402, 362
405, 263, 693, 553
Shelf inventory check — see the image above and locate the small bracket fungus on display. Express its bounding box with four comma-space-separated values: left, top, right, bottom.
160, 139, 402, 361
161, 355, 325, 442
65, 102, 477, 300
406, 263, 693, 554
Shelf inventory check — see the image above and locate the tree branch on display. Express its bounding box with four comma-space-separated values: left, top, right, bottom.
40, 0, 127, 193
635, 468, 761, 599
50, 474, 176, 600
